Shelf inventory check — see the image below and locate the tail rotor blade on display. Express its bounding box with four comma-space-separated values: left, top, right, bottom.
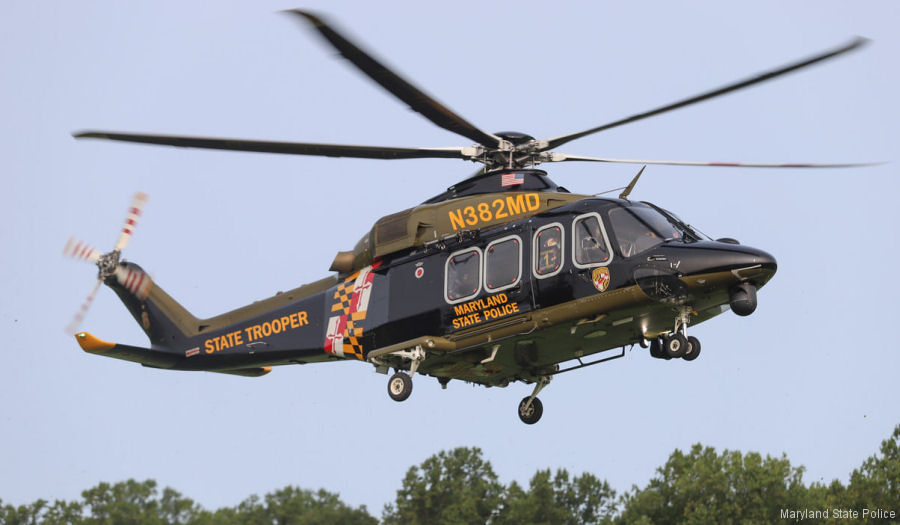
114, 192, 148, 251
63, 237, 101, 264
66, 279, 103, 335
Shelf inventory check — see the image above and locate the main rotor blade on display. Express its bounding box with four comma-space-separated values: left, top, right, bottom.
74, 131, 476, 160
541, 37, 868, 151
286, 10, 501, 149
548, 153, 880, 169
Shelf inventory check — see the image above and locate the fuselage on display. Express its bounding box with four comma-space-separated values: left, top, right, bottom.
118, 189, 775, 386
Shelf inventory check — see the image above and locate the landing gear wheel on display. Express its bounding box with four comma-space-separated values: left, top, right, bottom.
387, 373, 412, 402
639, 337, 651, 349
649, 338, 662, 358
683, 336, 702, 361
518, 396, 543, 425
663, 334, 687, 358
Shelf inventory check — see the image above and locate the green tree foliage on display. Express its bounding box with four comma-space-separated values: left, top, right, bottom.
80, 479, 199, 524
847, 424, 900, 517
199, 487, 377, 525
616, 445, 808, 524
3, 425, 898, 524
382, 447, 504, 525
495, 469, 616, 524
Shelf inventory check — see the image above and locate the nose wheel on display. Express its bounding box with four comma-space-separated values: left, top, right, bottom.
662, 333, 688, 358
683, 336, 701, 361
646, 308, 702, 362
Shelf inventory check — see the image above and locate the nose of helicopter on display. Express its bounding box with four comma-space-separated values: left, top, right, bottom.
719, 243, 778, 286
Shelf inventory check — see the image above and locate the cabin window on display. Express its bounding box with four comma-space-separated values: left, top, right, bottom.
572, 213, 613, 268
445, 248, 482, 304
484, 235, 522, 292
533, 223, 564, 278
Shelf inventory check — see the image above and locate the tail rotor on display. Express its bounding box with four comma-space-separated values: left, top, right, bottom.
64, 192, 152, 334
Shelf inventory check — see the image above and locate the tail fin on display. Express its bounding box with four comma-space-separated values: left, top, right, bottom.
105, 262, 202, 347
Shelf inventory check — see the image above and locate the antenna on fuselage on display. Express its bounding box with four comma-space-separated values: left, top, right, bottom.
619, 165, 646, 200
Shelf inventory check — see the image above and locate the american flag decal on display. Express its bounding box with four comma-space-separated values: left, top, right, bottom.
501, 172, 524, 187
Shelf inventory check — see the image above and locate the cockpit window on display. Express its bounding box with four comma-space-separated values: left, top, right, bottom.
445, 248, 482, 303
608, 205, 681, 257
573, 213, 612, 268
651, 205, 711, 241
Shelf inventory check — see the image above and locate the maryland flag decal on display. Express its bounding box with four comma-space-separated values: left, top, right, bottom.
324, 262, 380, 360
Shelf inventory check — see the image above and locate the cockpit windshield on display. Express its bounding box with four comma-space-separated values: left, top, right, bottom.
648, 204, 711, 242
608, 204, 683, 257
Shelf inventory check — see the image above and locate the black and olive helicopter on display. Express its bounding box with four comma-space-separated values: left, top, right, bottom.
66, 11, 871, 424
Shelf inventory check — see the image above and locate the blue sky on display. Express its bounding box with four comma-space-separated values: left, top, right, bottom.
2, 0, 898, 514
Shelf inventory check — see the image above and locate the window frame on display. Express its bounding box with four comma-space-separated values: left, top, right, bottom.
444, 247, 483, 304
483, 234, 523, 293
532, 222, 565, 280
571, 212, 615, 269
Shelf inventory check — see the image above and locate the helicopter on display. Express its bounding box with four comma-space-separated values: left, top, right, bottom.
65, 10, 871, 424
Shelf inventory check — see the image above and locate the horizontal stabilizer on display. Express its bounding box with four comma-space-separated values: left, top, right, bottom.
210, 367, 273, 377
74, 332, 272, 377
74, 332, 182, 368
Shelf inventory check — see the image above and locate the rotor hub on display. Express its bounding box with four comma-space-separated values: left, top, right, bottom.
97, 250, 120, 279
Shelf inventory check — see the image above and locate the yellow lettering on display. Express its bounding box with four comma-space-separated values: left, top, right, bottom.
464, 206, 477, 226
453, 318, 461, 329
298, 311, 308, 326
506, 194, 525, 215
280, 316, 291, 331
244, 327, 254, 342
448, 209, 465, 231
492, 199, 508, 219
205, 339, 215, 354
233, 330, 243, 346
253, 325, 263, 341
526, 193, 540, 211
261, 322, 272, 337
478, 202, 491, 222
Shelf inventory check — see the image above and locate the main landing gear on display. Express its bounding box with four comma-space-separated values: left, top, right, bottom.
387, 372, 413, 401
518, 375, 551, 425
381, 346, 426, 402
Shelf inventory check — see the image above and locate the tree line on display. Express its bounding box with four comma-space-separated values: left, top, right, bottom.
2, 424, 897, 524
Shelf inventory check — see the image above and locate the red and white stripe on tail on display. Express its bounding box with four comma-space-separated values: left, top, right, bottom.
114, 264, 153, 300
114, 192, 148, 251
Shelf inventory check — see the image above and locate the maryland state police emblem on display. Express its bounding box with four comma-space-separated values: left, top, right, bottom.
591, 267, 611, 292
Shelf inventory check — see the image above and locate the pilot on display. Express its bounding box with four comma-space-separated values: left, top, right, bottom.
579, 220, 609, 263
